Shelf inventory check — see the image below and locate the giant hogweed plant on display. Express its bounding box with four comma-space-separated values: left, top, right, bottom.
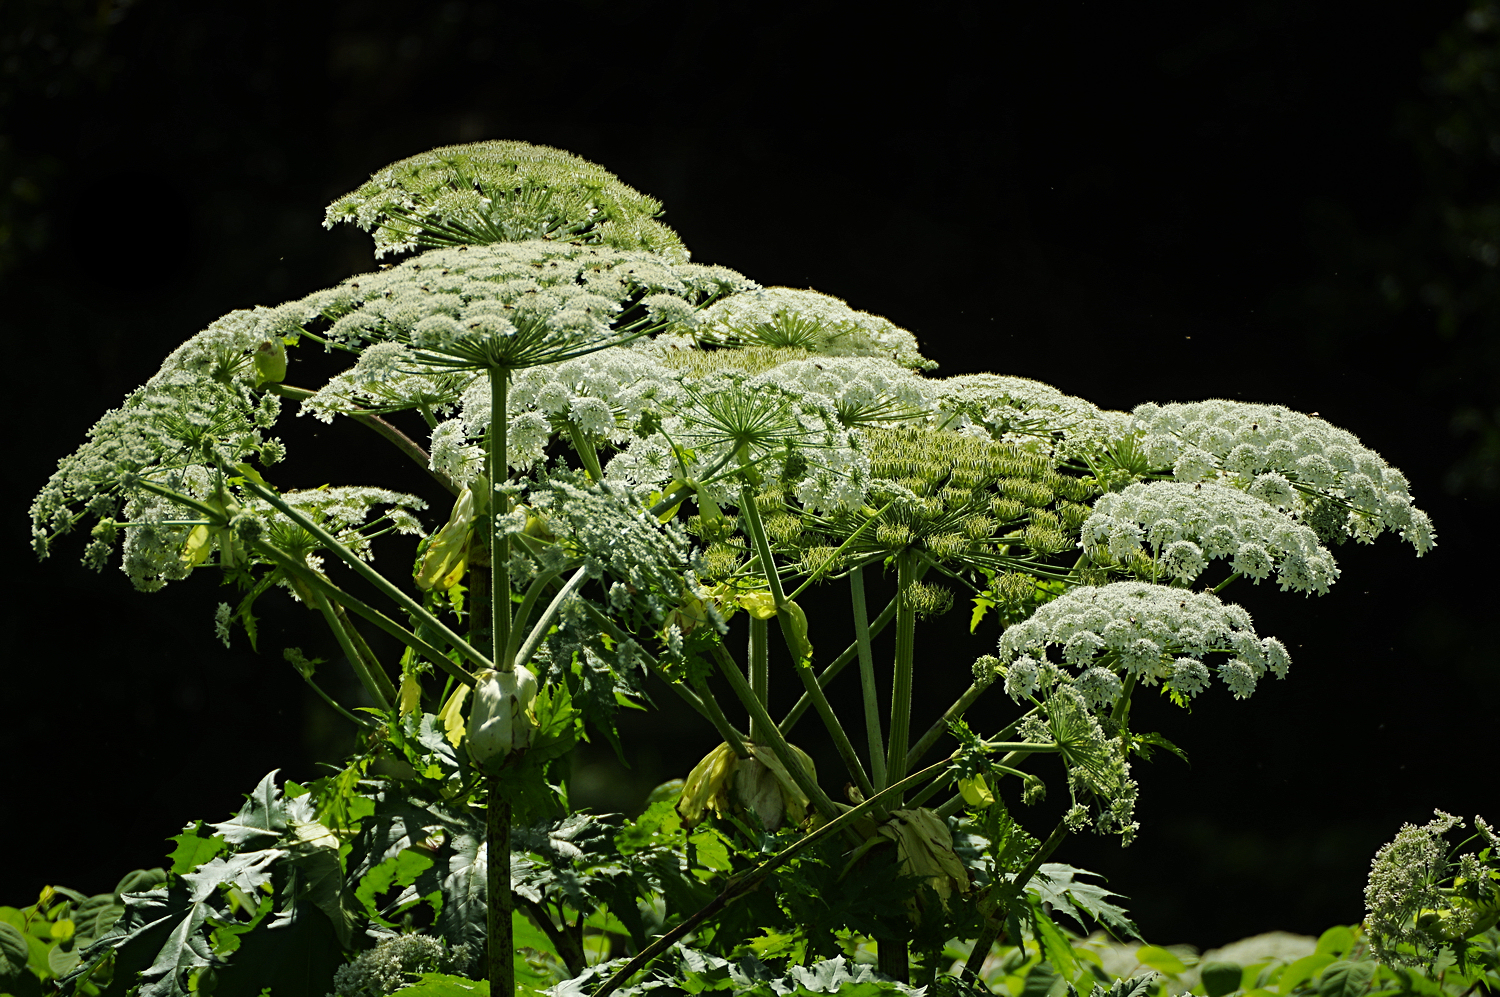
19, 139, 1451, 997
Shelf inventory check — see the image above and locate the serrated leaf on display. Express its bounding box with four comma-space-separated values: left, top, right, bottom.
1029, 864, 1142, 941
1087, 972, 1157, 997
208, 771, 288, 846
1030, 900, 1076, 981
437, 831, 488, 955
167, 823, 228, 877
282, 818, 358, 948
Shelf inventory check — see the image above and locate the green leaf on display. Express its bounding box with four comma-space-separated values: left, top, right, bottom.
0, 920, 29, 977
1087, 973, 1158, 997
1279, 954, 1337, 994
436, 831, 487, 957
208, 771, 288, 847
1315, 960, 1375, 997
1200, 961, 1243, 997
390, 973, 492, 996
281, 817, 359, 949
1315, 926, 1356, 959
1029, 900, 1076, 981
114, 869, 169, 898
166, 824, 226, 877
971, 594, 995, 633
1134, 945, 1189, 976
1030, 864, 1142, 941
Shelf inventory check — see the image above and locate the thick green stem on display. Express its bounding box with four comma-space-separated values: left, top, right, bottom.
331, 600, 400, 708
790, 655, 875, 800
738, 484, 788, 606
710, 644, 840, 823
566, 422, 604, 481
486, 778, 514, 997
237, 479, 494, 674
590, 757, 952, 997
687, 674, 752, 761
308, 587, 393, 712
963, 818, 1071, 980
491, 371, 513, 671
503, 566, 566, 667
850, 567, 888, 791
885, 552, 919, 805
748, 617, 770, 743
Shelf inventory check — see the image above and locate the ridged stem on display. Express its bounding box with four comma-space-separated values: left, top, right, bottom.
491, 371, 512, 671
849, 567, 887, 791
885, 551, 919, 805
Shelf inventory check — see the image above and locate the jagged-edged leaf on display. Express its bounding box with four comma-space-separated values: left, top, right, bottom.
181, 850, 283, 902
208, 771, 288, 846
1088, 973, 1158, 997
136, 893, 219, 997
1029, 864, 1141, 940
281, 818, 359, 948
113, 869, 168, 897
1029, 898, 1077, 981
766, 954, 921, 995
166, 823, 226, 876
435, 831, 488, 955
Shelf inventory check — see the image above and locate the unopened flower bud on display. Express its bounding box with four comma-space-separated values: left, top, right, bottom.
466, 666, 538, 766
253, 338, 288, 386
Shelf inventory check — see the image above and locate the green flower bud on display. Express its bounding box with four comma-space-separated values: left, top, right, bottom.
466, 666, 538, 767
676, 740, 817, 831
252, 338, 287, 386
415, 487, 476, 592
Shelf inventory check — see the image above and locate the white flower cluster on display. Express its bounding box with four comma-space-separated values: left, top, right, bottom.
609, 370, 873, 515
527, 475, 703, 608
1130, 399, 1434, 554
295, 241, 750, 363
31, 303, 306, 570
322, 138, 690, 263
996, 582, 1289, 707
247, 486, 427, 560
328, 932, 472, 996
1081, 480, 1340, 594
302, 342, 477, 423
749, 356, 937, 428
1364, 810, 1477, 966
935, 373, 1123, 458
694, 287, 934, 370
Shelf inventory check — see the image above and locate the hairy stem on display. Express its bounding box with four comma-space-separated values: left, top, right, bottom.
331, 600, 399, 708
748, 617, 769, 743
491, 371, 512, 671
504, 566, 567, 667
566, 422, 604, 481
511, 567, 588, 674
237, 479, 495, 674
850, 567, 888, 791
247, 538, 477, 686
777, 588, 902, 734
885, 551, 919, 805
904, 680, 990, 773
590, 757, 952, 997
963, 818, 1071, 980
710, 643, 840, 822
308, 586, 393, 712
486, 777, 514, 996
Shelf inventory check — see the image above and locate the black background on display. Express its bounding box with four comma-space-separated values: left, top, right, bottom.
3, 0, 1496, 953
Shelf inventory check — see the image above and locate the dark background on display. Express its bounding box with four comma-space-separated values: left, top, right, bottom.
4, 0, 1497, 953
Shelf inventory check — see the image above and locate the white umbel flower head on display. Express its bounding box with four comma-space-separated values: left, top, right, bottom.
1129, 399, 1434, 554
697, 287, 933, 370
466, 666, 539, 765
935, 373, 1123, 460
1080, 480, 1340, 594
997, 581, 1285, 702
